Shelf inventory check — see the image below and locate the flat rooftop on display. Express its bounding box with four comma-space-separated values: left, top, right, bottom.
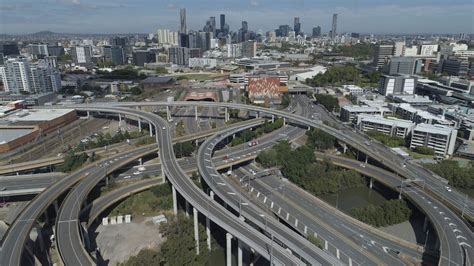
0, 128, 34, 143
1, 109, 74, 123
413, 123, 455, 135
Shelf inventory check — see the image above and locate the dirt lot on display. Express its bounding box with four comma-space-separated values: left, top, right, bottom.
94, 220, 164, 265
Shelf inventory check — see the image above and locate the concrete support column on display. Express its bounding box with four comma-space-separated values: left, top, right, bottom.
210, 190, 215, 200
369, 178, 373, 189
139, 158, 143, 166
343, 144, 347, 154
149, 123, 153, 136
206, 216, 211, 250
226, 233, 233, 266
195, 106, 198, 121
86, 111, 90, 119
118, 114, 122, 125
423, 216, 428, 232
172, 186, 178, 215
35, 227, 45, 252
256, 112, 259, 118
238, 239, 243, 266
53, 200, 59, 214
271, 115, 275, 123
166, 106, 172, 122
225, 108, 229, 122
160, 152, 165, 178
195, 139, 199, 147
193, 207, 200, 255
365, 156, 368, 164
283, 117, 286, 126
138, 118, 142, 132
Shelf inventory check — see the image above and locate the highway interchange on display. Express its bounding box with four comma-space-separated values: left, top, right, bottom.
0, 95, 473, 265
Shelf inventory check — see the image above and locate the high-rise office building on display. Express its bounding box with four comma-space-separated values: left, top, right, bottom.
180, 8, 187, 34
71, 46, 93, 69
331, 14, 338, 38
210, 17, 216, 35
388, 57, 421, 75
133, 50, 155, 66
242, 41, 257, 58
168, 47, 190, 66
109, 36, 128, 47
220, 14, 225, 31
373, 44, 394, 71
242, 21, 248, 32
103, 46, 124, 65
294, 17, 301, 36
277, 25, 291, 37
312, 26, 321, 37
0, 57, 60, 94
0, 42, 20, 56
47, 46, 64, 57
28, 44, 49, 59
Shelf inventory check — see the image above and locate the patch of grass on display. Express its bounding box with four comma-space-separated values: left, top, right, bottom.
175, 74, 213, 81
110, 184, 172, 217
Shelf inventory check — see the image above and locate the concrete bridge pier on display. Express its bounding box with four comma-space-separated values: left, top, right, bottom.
138, 158, 143, 166
423, 216, 428, 232
195, 106, 198, 121
86, 111, 90, 119
225, 108, 229, 122
149, 123, 153, 136
210, 190, 214, 200
365, 156, 368, 164
271, 115, 274, 123
138, 117, 142, 132
283, 117, 286, 126
369, 178, 373, 189
172, 186, 178, 215
118, 114, 122, 126
256, 112, 259, 119
238, 239, 243, 266
166, 106, 172, 122
193, 207, 200, 255
342, 144, 347, 154
53, 200, 59, 214
206, 216, 211, 250
226, 233, 233, 266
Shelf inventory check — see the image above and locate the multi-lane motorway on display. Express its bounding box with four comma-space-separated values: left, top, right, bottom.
1, 98, 473, 265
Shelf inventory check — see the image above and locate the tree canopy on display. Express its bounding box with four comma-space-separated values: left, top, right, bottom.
350, 199, 412, 227
424, 160, 474, 189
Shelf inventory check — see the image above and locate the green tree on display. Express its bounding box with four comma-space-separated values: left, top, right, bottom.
155, 67, 168, 74
173, 141, 195, 158
414, 146, 435, 155
313, 94, 340, 112
350, 199, 412, 227
424, 160, 474, 189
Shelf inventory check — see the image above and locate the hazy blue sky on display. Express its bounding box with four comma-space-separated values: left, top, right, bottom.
1, 0, 473, 34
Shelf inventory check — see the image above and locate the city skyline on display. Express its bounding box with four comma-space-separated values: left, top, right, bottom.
0, 0, 473, 35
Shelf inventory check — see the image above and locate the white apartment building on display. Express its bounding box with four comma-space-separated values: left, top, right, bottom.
0, 57, 31, 93
340, 105, 389, 122
188, 58, 217, 68
356, 114, 415, 138
0, 57, 60, 94
227, 43, 242, 58
410, 124, 458, 158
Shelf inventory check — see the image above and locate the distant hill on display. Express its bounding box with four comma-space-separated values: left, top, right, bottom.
30, 31, 61, 36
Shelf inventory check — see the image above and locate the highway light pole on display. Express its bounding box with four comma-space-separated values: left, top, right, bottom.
259, 214, 273, 265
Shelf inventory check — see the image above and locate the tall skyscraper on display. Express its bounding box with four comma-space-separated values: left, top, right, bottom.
294, 17, 301, 36
331, 14, 338, 38
180, 8, 187, 34
242, 21, 248, 32
210, 17, 216, 35
220, 14, 225, 31
312, 26, 321, 37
